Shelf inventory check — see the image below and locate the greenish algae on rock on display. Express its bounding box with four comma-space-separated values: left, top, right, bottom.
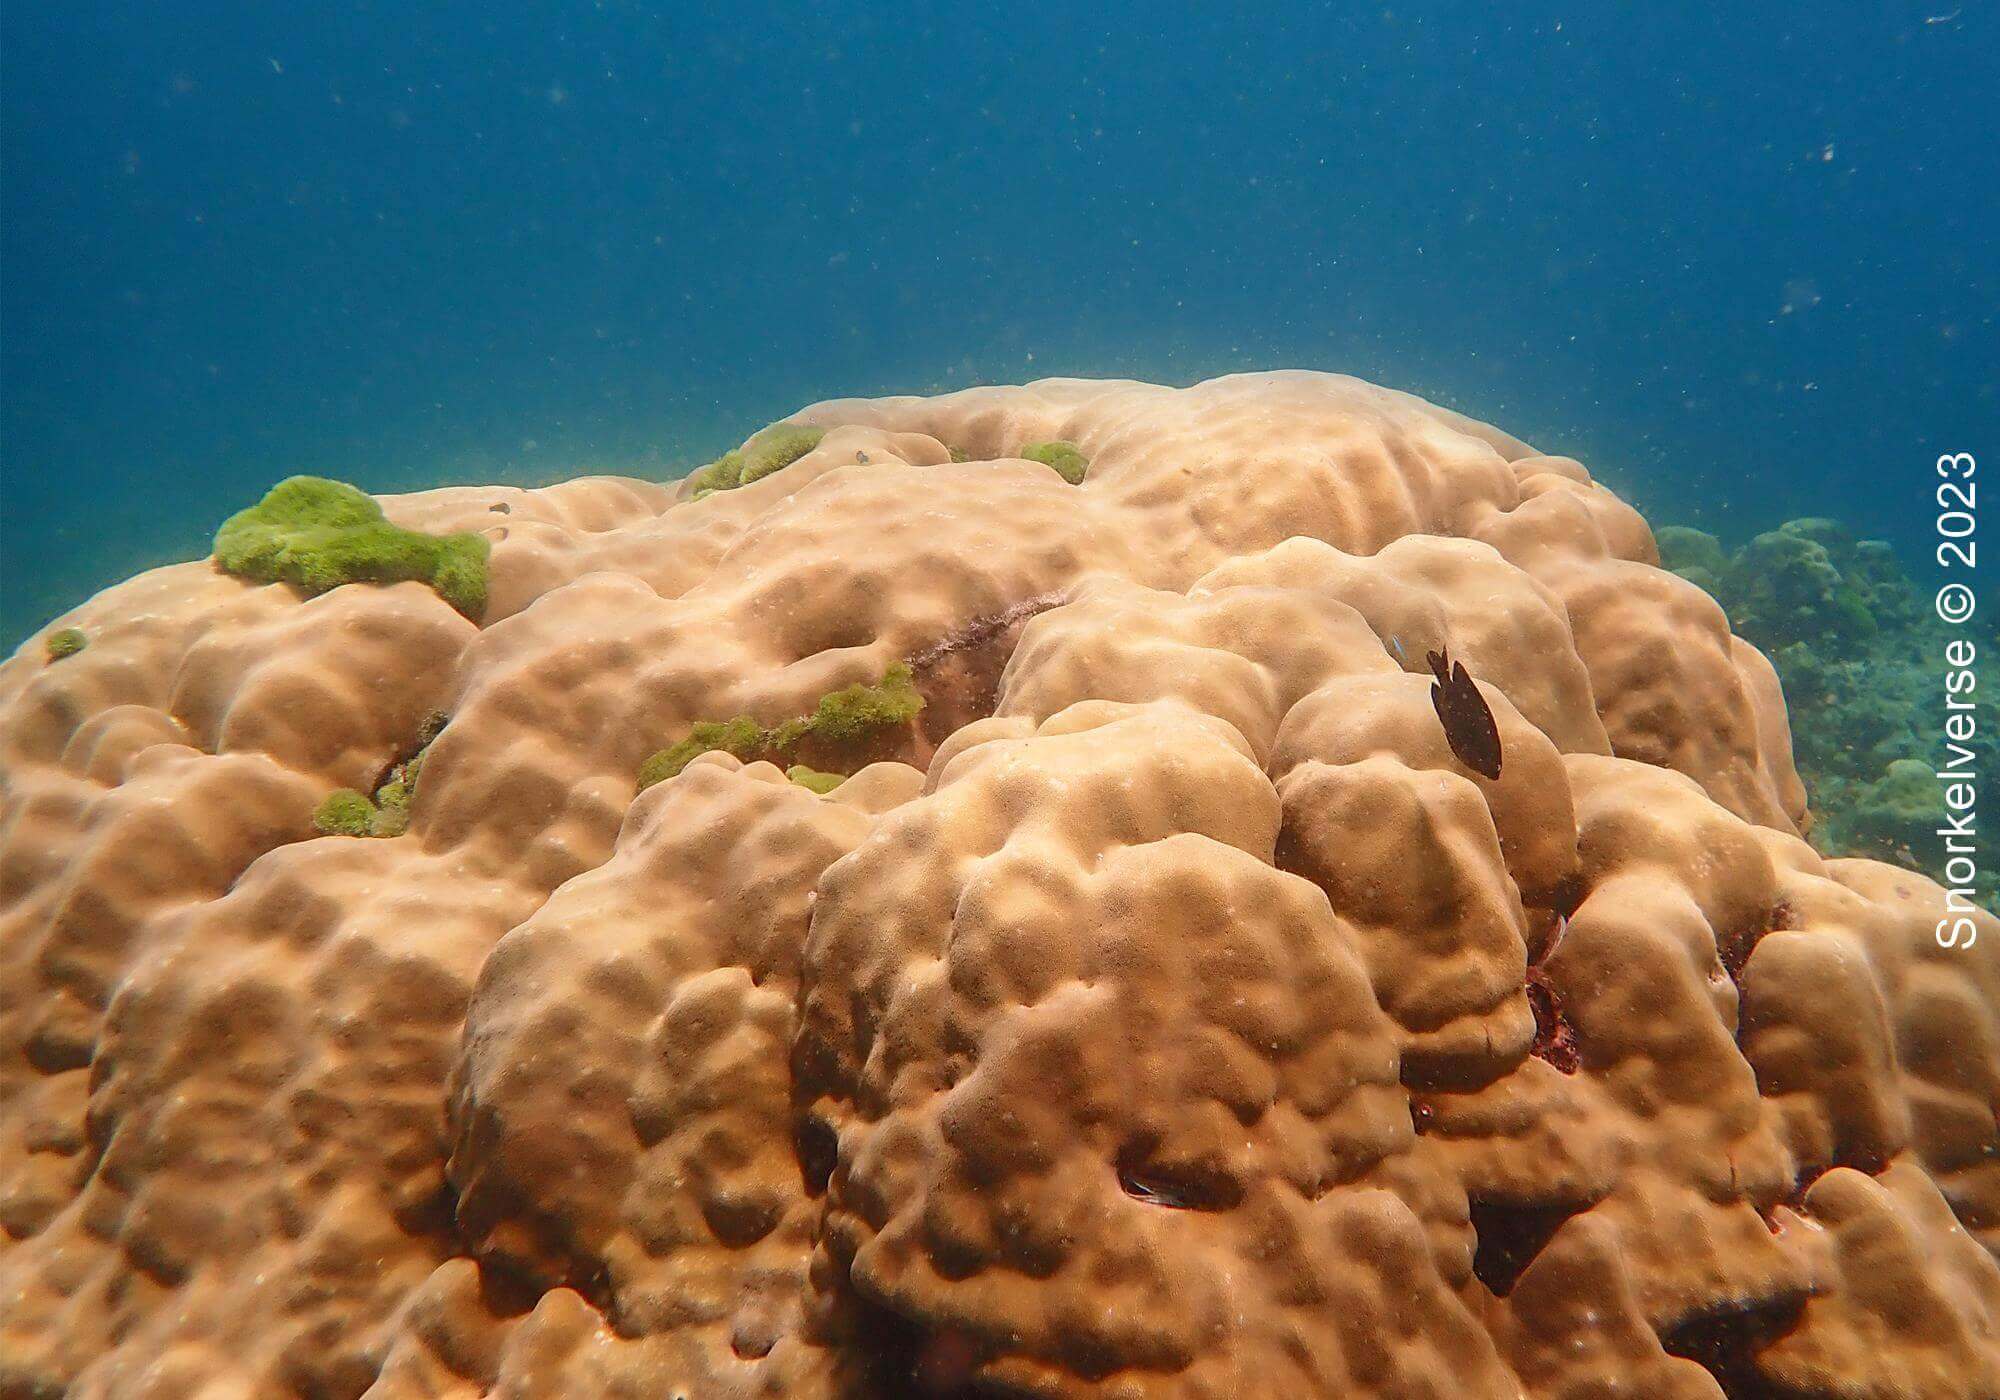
313, 788, 380, 837
214, 476, 490, 619
686, 423, 827, 499
311, 711, 448, 838
1019, 440, 1090, 485
639, 663, 924, 789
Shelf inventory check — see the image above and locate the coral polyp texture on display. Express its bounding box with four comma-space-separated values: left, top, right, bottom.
3, 372, 1997, 1399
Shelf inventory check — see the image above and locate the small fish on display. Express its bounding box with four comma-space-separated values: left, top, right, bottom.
1427, 647, 1502, 779
1388, 634, 1408, 665
1118, 1167, 1196, 1209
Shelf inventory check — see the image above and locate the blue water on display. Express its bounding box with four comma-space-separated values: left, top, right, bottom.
4, 3, 1995, 644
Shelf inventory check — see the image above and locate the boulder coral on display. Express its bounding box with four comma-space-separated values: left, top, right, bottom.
2, 372, 1997, 1398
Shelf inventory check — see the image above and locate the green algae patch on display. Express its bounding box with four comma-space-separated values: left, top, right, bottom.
368, 749, 426, 837
806, 664, 923, 743
639, 663, 923, 789
314, 788, 380, 837
312, 712, 447, 838
1020, 440, 1089, 485
786, 765, 846, 795
44, 628, 87, 662
687, 423, 827, 499
214, 476, 490, 619
638, 716, 768, 788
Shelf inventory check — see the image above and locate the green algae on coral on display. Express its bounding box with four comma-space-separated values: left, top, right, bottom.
686, 423, 827, 499
1020, 440, 1089, 485
786, 764, 846, 794
736, 423, 828, 485
638, 716, 769, 788
314, 788, 380, 837
639, 664, 924, 789
806, 664, 923, 743
368, 750, 425, 837
214, 476, 491, 619
313, 715, 446, 838
367, 716, 449, 837
44, 628, 87, 662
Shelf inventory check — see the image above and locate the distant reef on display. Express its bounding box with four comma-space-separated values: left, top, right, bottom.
1660, 516, 1999, 904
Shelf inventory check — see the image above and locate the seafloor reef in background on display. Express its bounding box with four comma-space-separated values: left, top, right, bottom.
1660, 519, 2000, 906
4, 373, 1999, 1398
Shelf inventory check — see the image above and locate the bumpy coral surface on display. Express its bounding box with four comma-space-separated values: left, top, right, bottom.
3, 372, 1997, 1399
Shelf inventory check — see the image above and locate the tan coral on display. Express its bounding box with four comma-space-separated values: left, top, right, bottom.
0, 371, 1996, 1398
795, 701, 1515, 1397
992, 573, 1398, 763
1756, 1161, 2000, 1398
1197, 533, 1611, 758
443, 754, 899, 1397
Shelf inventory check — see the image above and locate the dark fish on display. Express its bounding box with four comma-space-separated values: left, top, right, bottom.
1118, 1168, 1196, 1209
1427, 647, 1502, 779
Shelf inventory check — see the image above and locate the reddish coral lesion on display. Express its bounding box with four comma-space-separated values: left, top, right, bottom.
1524, 967, 1581, 1075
